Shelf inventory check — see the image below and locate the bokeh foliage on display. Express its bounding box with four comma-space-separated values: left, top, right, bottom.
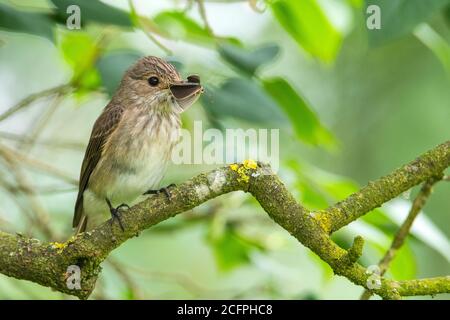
0, 0, 449, 299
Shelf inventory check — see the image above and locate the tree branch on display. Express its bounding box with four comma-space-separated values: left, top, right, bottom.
0, 141, 449, 299
316, 141, 450, 233
360, 176, 441, 299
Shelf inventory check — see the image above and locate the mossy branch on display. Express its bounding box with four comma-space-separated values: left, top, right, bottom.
360, 176, 442, 300
0, 142, 449, 299
318, 141, 450, 233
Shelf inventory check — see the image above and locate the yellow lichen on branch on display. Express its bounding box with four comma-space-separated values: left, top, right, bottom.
229, 159, 258, 183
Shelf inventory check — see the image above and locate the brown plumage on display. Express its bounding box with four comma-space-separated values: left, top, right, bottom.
73, 56, 202, 233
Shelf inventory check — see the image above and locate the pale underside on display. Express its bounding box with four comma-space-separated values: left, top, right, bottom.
82, 94, 181, 231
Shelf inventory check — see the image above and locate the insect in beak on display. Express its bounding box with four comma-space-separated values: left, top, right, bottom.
169, 75, 203, 110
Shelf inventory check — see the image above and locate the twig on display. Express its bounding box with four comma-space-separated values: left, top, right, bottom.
128, 0, 172, 55
0, 143, 78, 186
0, 150, 54, 239
119, 262, 213, 295
140, 29, 173, 56
0, 84, 70, 123
360, 176, 441, 299
0, 180, 37, 232
196, 0, 214, 36
18, 92, 66, 153
248, 0, 267, 13
106, 258, 142, 299
89, 277, 108, 300
0, 176, 76, 195
0, 131, 85, 151
4, 277, 42, 299
184, 0, 195, 11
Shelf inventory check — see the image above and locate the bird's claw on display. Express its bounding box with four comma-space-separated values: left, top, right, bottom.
106, 199, 127, 232
144, 183, 176, 200
116, 203, 130, 210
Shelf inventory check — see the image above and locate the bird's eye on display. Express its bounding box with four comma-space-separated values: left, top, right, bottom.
148, 76, 159, 86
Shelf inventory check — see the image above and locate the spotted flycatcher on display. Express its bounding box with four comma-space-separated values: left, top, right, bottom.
73, 56, 203, 233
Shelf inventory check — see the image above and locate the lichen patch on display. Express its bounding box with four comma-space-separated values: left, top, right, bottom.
195, 184, 210, 200
208, 170, 227, 193
229, 159, 258, 183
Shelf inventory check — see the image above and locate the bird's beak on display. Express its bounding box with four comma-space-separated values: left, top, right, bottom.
170, 75, 203, 100
169, 75, 203, 111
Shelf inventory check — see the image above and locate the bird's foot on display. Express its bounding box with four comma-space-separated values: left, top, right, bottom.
105, 198, 128, 232
143, 183, 176, 200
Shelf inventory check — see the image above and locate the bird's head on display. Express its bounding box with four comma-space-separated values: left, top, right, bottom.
118, 56, 203, 113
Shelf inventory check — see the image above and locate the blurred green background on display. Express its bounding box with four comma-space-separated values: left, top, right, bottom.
0, 0, 449, 299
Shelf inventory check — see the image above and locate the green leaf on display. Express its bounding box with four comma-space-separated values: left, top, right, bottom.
122, 288, 136, 300
201, 78, 285, 125
360, 208, 396, 232
97, 51, 142, 96
446, 5, 450, 25
50, 0, 132, 27
384, 200, 450, 263
341, 219, 416, 280
59, 31, 101, 92
0, 3, 54, 40
263, 77, 336, 148
388, 241, 417, 280
59, 31, 101, 88
270, 0, 342, 63
347, 0, 363, 7
210, 228, 255, 271
309, 251, 334, 282
296, 180, 329, 210
365, 0, 450, 45
414, 23, 450, 73
321, 180, 358, 200
153, 11, 213, 45
218, 43, 280, 76
287, 161, 331, 209
153, 10, 239, 47
60, 32, 94, 66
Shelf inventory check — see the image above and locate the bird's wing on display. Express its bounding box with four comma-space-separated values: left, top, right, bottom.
73, 103, 125, 229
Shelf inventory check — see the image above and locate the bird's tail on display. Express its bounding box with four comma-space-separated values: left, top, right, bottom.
73, 195, 88, 234
75, 215, 88, 234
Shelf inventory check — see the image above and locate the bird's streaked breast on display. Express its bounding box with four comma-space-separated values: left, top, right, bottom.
88, 99, 181, 203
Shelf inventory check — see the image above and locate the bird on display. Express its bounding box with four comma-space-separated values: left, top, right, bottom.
73, 56, 203, 233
